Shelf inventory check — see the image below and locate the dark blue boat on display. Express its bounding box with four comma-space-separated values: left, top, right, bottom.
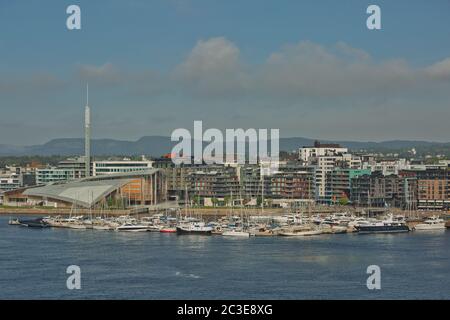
19, 218, 50, 228
356, 215, 409, 234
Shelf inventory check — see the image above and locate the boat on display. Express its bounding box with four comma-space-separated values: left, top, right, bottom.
116, 223, 149, 232
65, 223, 87, 229
62, 218, 87, 229
348, 217, 372, 228
279, 229, 322, 237
249, 226, 275, 237
222, 229, 250, 237
92, 224, 114, 230
319, 224, 347, 234
356, 214, 409, 234
278, 223, 322, 237
414, 216, 446, 231
146, 225, 163, 232
330, 226, 348, 234
176, 220, 213, 235
19, 218, 50, 228
8, 218, 21, 225
446, 220, 450, 229
160, 227, 177, 233
211, 225, 224, 235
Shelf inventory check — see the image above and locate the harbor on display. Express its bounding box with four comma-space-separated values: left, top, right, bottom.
1, 214, 449, 300
7, 208, 450, 236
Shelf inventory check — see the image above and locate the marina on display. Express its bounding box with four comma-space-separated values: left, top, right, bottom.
1, 214, 449, 299
7, 210, 449, 237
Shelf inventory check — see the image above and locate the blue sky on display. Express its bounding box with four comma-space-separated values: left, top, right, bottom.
1, 0, 450, 145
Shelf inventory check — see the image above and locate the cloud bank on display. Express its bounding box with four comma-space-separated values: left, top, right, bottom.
1, 37, 450, 143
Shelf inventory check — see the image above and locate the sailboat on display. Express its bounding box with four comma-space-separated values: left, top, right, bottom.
222, 188, 250, 237
176, 186, 213, 235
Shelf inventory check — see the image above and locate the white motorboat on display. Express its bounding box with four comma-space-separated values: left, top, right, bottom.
222, 229, 250, 237
279, 229, 322, 237
146, 225, 163, 232
414, 216, 446, 231
278, 224, 322, 237
92, 224, 114, 230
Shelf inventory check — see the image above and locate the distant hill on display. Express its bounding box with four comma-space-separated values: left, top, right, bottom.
0, 136, 449, 157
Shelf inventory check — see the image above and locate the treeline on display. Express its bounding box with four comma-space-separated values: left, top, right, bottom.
0, 155, 68, 168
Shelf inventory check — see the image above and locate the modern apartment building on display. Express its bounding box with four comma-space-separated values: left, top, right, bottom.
325, 168, 371, 204
36, 168, 76, 184
415, 166, 449, 210
313, 153, 362, 202
92, 160, 153, 176
58, 157, 88, 178
298, 141, 348, 163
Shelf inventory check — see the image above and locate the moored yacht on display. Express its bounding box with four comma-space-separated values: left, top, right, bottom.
115, 223, 149, 232
356, 214, 409, 234
279, 229, 322, 237
19, 218, 50, 228
278, 224, 322, 237
176, 220, 213, 235
222, 229, 250, 237
414, 216, 446, 231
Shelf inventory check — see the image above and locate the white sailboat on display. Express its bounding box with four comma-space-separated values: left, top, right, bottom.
222, 188, 250, 238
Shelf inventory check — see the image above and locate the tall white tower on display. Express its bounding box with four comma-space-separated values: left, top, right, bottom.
84, 84, 91, 177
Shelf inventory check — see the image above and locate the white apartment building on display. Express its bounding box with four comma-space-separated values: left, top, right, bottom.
92, 160, 153, 176
0, 174, 21, 191
362, 158, 410, 176
314, 153, 362, 200
36, 168, 76, 184
299, 141, 348, 163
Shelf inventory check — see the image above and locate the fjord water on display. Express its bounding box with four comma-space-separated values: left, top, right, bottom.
0, 216, 449, 299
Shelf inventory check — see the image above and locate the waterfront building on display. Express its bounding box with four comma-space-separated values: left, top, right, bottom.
92, 159, 153, 176
362, 158, 410, 176
187, 165, 240, 206
0, 174, 21, 192
0, 166, 36, 192
325, 168, 371, 204
298, 141, 348, 163
350, 172, 398, 207
36, 167, 76, 184
57, 157, 88, 178
415, 166, 449, 210
2, 170, 166, 208
312, 153, 362, 202
398, 170, 418, 210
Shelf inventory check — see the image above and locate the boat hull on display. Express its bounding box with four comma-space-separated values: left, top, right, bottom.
160, 228, 176, 233
279, 230, 322, 236
356, 225, 409, 234
116, 227, 148, 232
414, 224, 446, 231
176, 227, 212, 235
222, 231, 250, 237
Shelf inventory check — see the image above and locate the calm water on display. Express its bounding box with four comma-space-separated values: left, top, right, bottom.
0, 216, 449, 299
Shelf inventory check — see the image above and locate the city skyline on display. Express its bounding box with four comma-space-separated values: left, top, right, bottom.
1, 1, 450, 145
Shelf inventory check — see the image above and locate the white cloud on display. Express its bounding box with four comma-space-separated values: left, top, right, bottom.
171, 38, 439, 99
425, 57, 450, 80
